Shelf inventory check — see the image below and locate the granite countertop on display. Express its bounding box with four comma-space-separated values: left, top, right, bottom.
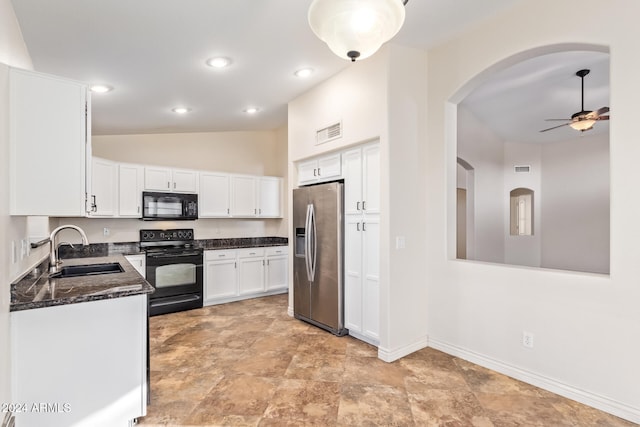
196, 236, 288, 251
10, 255, 154, 312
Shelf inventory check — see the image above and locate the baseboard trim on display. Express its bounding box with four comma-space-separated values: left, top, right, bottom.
378, 336, 429, 363
428, 337, 640, 424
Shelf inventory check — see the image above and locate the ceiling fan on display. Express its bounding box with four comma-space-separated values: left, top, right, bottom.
540, 69, 610, 133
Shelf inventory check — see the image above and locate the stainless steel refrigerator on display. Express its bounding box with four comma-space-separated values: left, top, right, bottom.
293, 181, 347, 336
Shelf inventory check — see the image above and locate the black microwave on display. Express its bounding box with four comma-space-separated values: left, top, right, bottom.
141, 192, 198, 221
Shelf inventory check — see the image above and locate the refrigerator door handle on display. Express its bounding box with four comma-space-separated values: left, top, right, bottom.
305, 204, 313, 281
309, 203, 317, 282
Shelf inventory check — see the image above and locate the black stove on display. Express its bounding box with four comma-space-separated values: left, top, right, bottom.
141, 228, 203, 316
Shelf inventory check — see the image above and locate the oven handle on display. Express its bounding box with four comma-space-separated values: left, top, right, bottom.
146, 252, 202, 259
149, 294, 201, 307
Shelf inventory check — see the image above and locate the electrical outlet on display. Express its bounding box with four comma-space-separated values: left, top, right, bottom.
522, 331, 534, 349
20, 239, 28, 260
103, 227, 110, 237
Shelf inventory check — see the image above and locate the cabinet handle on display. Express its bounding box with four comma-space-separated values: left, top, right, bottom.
137, 206, 140, 213
235, 262, 237, 268
363, 222, 367, 231
318, 167, 321, 176
357, 222, 360, 231
267, 260, 270, 266
173, 182, 176, 189
356, 201, 360, 210
219, 254, 225, 257
167, 181, 170, 189
362, 201, 366, 210
227, 208, 230, 214
313, 168, 317, 176
275, 250, 282, 253
262, 260, 265, 266
91, 195, 97, 212
259, 208, 262, 214
250, 252, 256, 255
254, 208, 257, 214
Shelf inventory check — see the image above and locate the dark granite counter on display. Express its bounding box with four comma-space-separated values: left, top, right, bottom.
10, 255, 154, 312
196, 236, 288, 250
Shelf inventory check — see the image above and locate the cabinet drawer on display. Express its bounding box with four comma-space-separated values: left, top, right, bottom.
204, 249, 237, 261
266, 246, 288, 256
237, 248, 265, 258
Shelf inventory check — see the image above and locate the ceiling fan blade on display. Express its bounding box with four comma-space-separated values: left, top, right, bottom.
596, 106, 609, 116
545, 119, 571, 121
597, 115, 610, 121
539, 122, 571, 133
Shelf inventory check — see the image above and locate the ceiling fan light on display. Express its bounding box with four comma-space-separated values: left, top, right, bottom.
569, 118, 596, 131
308, 0, 406, 62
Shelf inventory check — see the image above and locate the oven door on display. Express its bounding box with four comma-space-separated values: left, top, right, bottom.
146, 250, 203, 315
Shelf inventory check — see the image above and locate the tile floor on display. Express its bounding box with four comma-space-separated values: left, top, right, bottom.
138, 294, 635, 426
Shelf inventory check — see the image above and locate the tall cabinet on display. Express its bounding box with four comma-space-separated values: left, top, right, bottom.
342, 142, 381, 345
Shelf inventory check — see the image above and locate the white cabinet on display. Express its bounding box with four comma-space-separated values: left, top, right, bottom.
199, 172, 231, 217
230, 175, 283, 218
89, 157, 117, 217
204, 250, 238, 301
118, 163, 144, 217
231, 175, 258, 217
11, 295, 147, 427
258, 177, 282, 217
204, 246, 288, 305
265, 246, 288, 291
9, 68, 91, 216
238, 248, 266, 295
343, 142, 380, 345
144, 167, 198, 193
124, 254, 146, 277
297, 153, 341, 186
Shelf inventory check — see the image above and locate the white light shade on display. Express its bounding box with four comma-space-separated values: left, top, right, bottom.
569, 119, 596, 131
308, 0, 405, 61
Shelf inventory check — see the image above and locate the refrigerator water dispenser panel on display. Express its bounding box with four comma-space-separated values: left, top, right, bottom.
295, 228, 306, 258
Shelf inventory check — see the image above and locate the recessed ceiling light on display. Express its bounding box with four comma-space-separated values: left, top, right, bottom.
172, 107, 191, 114
243, 107, 259, 114
90, 84, 113, 93
206, 57, 232, 68
294, 68, 314, 78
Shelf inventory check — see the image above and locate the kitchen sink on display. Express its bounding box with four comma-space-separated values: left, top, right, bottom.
49, 262, 124, 278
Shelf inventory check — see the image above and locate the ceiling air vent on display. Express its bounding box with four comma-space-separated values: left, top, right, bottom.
316, 121, 342, 145
514, 165, 531, 173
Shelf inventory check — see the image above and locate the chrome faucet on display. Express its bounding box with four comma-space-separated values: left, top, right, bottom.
49, 225, 89, 271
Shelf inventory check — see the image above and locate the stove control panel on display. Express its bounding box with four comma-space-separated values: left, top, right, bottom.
140, 228, 194, 242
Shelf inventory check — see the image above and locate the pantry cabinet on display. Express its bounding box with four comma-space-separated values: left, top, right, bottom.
9, 67, 91, 216
342, 142, 380, 345
204, 246, 288, 305
297, 153, 342, 186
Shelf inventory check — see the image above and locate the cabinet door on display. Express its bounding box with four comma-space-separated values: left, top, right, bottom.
344, 215, 363, 333
118, 163, 143, 217
231, 176, 257, 217
362, 143, 381, 215
362, 215, 380, 340
258, 177, 282, 217
172, 169, 198, 193
205, 259, 238, 301
90, 157, 117, 216
10, 68, 89, 216
200, 173, 231, 217
265, 255, 288, 291
144, 166, 172, 191
342, 148, 363, 215
297, 160, 318, 185
317, 153, 341, 181
238, 257, 265, 295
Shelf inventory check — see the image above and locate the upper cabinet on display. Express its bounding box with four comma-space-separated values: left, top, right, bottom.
144, 166, 198, 193
89, 157, 117, 217
342, 143, 380, 216
230, 175, 257, 217
199, 172, 231, 218
258, 177, 282, 218
118, 163, 144, 217
297, 153, 341, 186
230, 175, 283, 218
10, 68, 91, 216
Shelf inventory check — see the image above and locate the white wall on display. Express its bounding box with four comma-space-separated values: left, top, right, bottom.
427, 0, 640, 421
503, 142, 542, 267
0, 0, 39, 410
457, 106, 505, 263
541, 133, 609, 273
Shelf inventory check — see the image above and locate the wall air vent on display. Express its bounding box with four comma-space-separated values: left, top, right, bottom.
316, 121, 342, 145
514, 165, 531, 173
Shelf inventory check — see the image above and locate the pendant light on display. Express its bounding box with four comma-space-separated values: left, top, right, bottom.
308, 0, 408, 62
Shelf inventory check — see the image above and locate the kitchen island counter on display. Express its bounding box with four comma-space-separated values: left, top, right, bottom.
10, 254, 154, 312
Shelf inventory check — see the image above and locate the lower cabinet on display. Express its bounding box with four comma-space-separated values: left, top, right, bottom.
204, 246, 288, 305
11, 295, 147, 427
